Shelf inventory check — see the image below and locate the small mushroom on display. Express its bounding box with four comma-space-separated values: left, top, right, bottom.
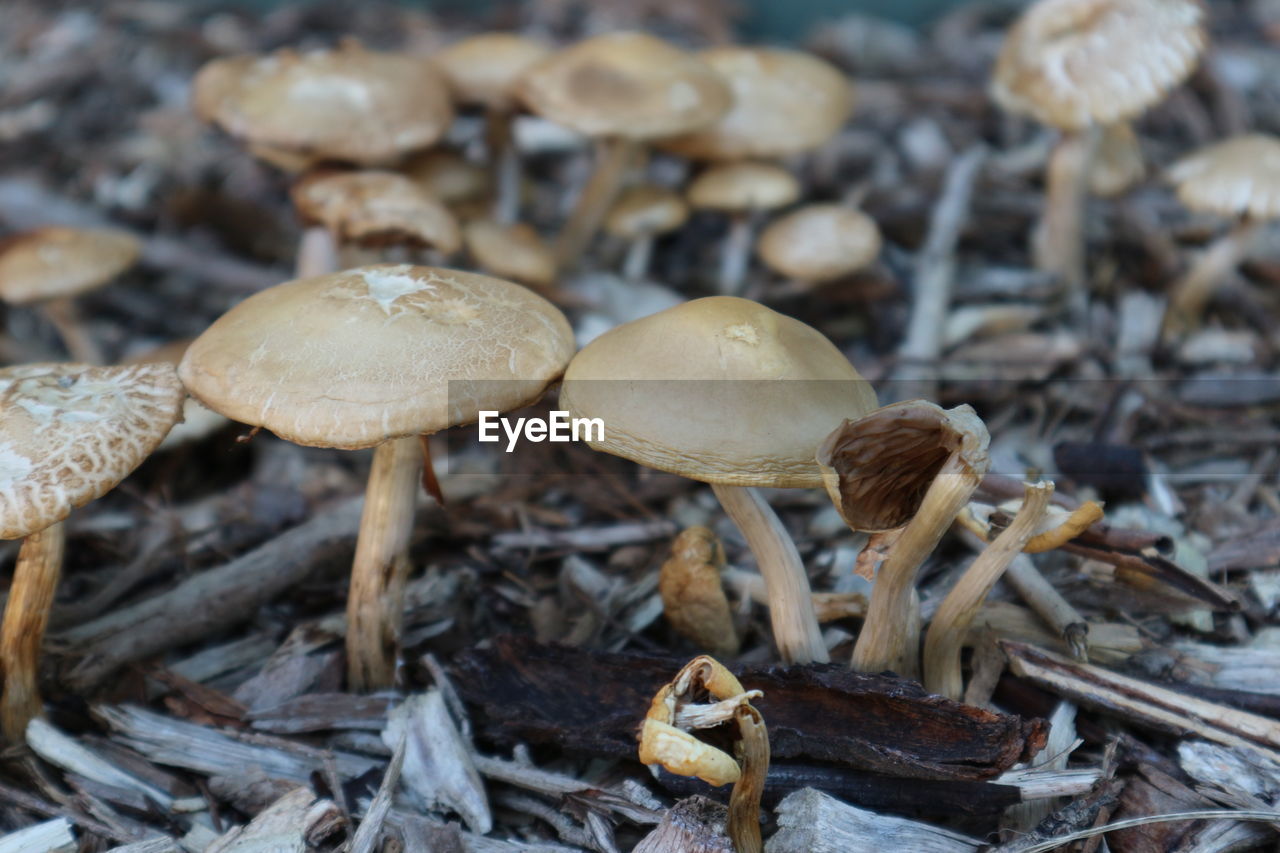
687, 162, 799, 294
462, 219, 557, 291
1089, 122, 1146, 199
604, 185, 689, 281
756, 204, 881, 287
0, 363, 185, 738
659, 527, 739, 657
179, 265, 575, 690
401, 148, 492, 209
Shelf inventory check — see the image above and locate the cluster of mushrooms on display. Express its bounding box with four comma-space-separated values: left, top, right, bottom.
0, 0, 1263, 810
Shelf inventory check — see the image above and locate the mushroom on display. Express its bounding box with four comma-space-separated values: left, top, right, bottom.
178, 264, 574, 690
401, 148, 492, 209
517, 32, 731, 268
462, 219, 557, 292
433, 34, 551, 224
686, 162, 799, 294
560, 296, 879, 663
1089, 122, 1146, 199
604, 185, 689, 281
756, 204, 882, 288
0, 362, 185, 738
122, 339, 229, 450
990, 0, 1206, 311
1161, 134, 1280, 337
659, 527, 739, 657
0, 226, 141, 364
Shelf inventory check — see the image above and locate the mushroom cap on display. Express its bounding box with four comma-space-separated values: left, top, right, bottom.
123, 339, 230, 449
463, 220, 557, 289
756, 204, 881, 282
291, 170, 461, 253
605, 186, 690, 239
686, 161, 800, 212
559, 296, 878, 488
192, 41, 454, 166
0, 362, 185, 539
179, 264, 575, 450
401, 148, 491, 205
1166, 134, 1280, 219
434, 33, 552, 111
516, 32, 732, 140
1090, 122, 1145, 198
0, 227, 141, 305
990, 0, 1206, 131
659, 47, 854, 160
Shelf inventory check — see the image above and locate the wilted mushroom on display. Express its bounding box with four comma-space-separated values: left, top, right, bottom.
605, 185, 690, 281
756, 204, 881, 287
179, 265, 575, 690
659, 527, 739, 657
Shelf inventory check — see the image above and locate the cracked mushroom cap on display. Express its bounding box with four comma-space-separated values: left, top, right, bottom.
463, 220, 556, 289
1166, 134, 1280, 219
517, 32, 732, 140
434, 33, 552, 111
0, 227, 141, 305
660, 46, 854, 160
990, 0, 1206, 131
756, 204, 881, 282
0, 362, 185, 539
179, 265, 576, 450
192, 41, 454, 166
559, 296, 878, 488
291, 170, 461, 253
687, 162, 800, 212
605, 186, 690, 240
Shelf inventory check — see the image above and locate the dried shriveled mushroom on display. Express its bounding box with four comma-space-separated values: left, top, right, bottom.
179, 264, 575, 690
0, 363, 184, 738
659, 527, 739, 657
687, 162, 799, 294
757, 204, 881, 286
605, 185, 690, 281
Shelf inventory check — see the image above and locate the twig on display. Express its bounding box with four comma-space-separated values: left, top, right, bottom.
991, 809, 1280, 853
1003, 555, 1089, 660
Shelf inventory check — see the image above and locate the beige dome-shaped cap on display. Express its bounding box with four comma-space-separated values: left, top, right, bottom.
434, 33, 551, 111
292, 170, 461, 253
0, 227, 141, 305
559, 296, 878, 488
1166, 134, 1280, 220
464, 220, 556, 289
1090, 122, 1146, 198
0, 362, 185, 539
179, 264, 575, 450
605, 186, 689, 239
192, 41, 454, 166
517, 32, 732, 140
991, 0, 1206, 131
757, 204, 881, 282
124, 339, 230, 449
687, 162, 800, 212
402, 149, 491, 205
660, 47, 853, 160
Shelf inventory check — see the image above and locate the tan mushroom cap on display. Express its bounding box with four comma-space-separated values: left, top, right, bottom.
464, 220, 556, 289
687, 162, 800, 212
179, 264, 575, 450
0, 362, 185, 539
291, 171, 461, 253
1166, 134, 1280, 219
659, 47, 854, 160
192, 41, 454, 166
0, 227, 141, 305
559, 296, 878, 488
1090, 122, 1145, 198
517, 32, 732, 140
434, 33, 552, 111
757, 204, 882, 282
401, 149, 491, 205
990, 0, 1206, 131
123, 339, 230, 449
605, 186, 690, 239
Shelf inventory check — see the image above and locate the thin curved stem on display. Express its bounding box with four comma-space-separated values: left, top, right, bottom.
1034, 127, 1101, 320
556, 137, 638, 270
1, 521, 65, 741
296, 226, 339, 279
718, 213, 756, 295
1162, 218, 1260, 340
41, 298, 103, 364
488, 109, 521, 225
622, 236, 653, 281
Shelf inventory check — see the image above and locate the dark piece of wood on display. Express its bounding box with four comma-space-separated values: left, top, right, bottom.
452, 637, 1047, 781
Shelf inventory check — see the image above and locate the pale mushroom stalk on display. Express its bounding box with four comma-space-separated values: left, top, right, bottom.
1034, 125, 1102, 315
0, 522, 65, 740
922, 481, 1053, 700
556, 137, 638, 269
487, 108, 522, 225
712, 484, 827, 664
346, 435, 426, 691
1163, 217, 1261, 337
40, 299, 104, 365
296, 226, 340, 278
718, 212, 759, 295
622, 234, 655, 282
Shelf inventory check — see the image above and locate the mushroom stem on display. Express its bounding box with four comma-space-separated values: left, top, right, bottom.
556, 137, 638, 270
622, 236, 654, 281
487, 108, 521, 225
346, 435, 425, 691
296, 226, 340, 278
718, 213, 757, 295
850, 454, 980, 678
0, 521, 65, 741
1034, 126, 1101, 318
923, 481, 1053, 699
727, 703, 768, 853
41, 298, 103, 364
1162, 217, 1260, 339
711, 484, 827, 664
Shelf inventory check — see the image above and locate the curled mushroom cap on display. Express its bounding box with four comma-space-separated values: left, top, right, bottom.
687, 162, 800, 212
192, 41, 454, 166
1090, 122, 1146, 198
0, 227, 141, 305
756, 204, 881, 282
517, 32, 732, 140
179, 265, 575, 449
991, 0, 1206, 130
605, 186, 690, 239
463, 220, 556, 289
291, 170, 461, 253
434, 33, 551, 111
0, 363, 185, 539
1166, 134, 1280, 220
559, 296, 878, 488
660, 47, 853, 160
